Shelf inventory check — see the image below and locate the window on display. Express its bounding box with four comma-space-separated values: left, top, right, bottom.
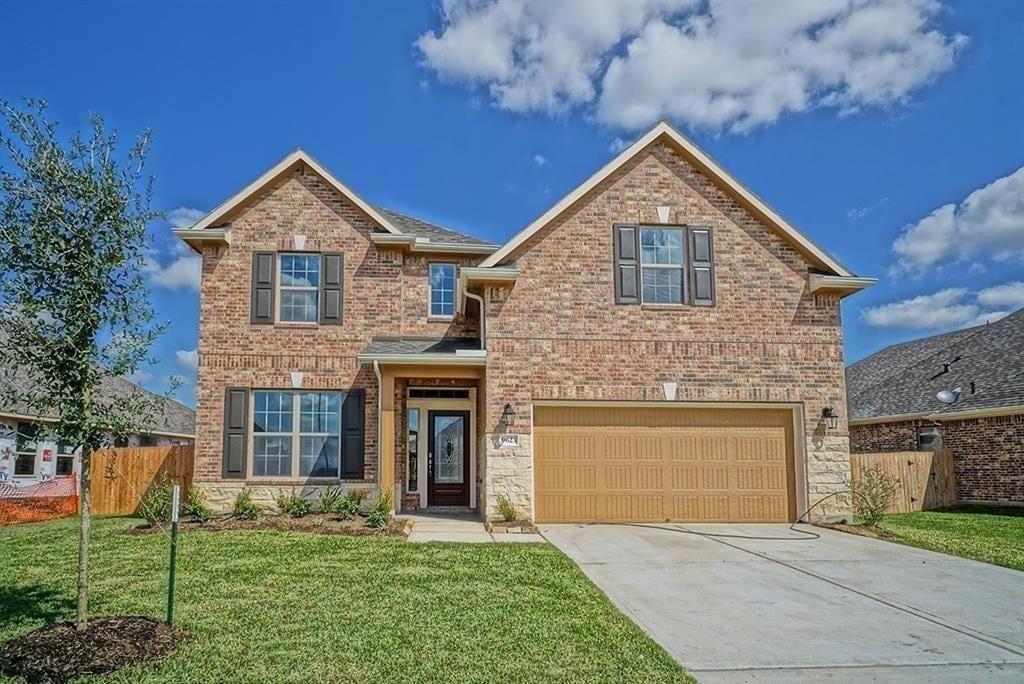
139, 435, 159, 447
407, 408, 420, 493
918, 426, 942, 452
14, 422, 37, 476
640, 228, 685, 304
429, 263, 456, 317
279, 254, 320, 323
56, 443, 76, 476
252, 390, 341, 478
408, 388, 470, 400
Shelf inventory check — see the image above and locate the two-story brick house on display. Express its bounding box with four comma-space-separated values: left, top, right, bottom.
176, 121, 874, 522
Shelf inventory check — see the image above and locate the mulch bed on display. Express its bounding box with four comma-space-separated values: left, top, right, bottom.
0, 616, 183, 684
815, 521, 897, 540
125, 513, 411, 538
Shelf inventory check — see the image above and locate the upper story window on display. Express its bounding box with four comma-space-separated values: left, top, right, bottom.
613, 224, 715, 307
278, 254, 320, 323
251, 251, 343, 326
429, 263, 456, 318
640, 228, 685, 304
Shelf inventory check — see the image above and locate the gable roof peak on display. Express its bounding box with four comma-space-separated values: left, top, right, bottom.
480, 119, 858, 280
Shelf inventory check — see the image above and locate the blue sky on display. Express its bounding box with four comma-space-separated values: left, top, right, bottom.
2, 1, 1022, 408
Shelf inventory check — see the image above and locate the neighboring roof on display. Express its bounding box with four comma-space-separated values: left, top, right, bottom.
373, 207, 489, 246
0, 367, 195, 438
846, 308, 1024, 422
174, 148, 490, 249
0, 332, 195, 437
480, 121, 857, 279
361, 336, 481, 356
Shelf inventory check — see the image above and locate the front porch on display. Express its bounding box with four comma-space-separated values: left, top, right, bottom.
359, 336, 488, 516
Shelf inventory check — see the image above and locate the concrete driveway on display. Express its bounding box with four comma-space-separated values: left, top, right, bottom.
541, 523, 1024, 683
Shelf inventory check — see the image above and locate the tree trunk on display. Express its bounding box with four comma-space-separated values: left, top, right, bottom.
76, 444, 91, 631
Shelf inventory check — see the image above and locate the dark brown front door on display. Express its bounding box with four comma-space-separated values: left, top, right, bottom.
427, 410, 469, 507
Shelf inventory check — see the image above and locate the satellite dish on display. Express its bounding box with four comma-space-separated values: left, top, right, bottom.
936, 387, 962, 405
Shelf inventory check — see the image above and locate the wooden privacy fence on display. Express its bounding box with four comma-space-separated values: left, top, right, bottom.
90, 445, 195, 515
850, 450, 956, 513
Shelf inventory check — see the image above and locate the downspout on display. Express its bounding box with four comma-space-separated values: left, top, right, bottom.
463, 286, 486, 351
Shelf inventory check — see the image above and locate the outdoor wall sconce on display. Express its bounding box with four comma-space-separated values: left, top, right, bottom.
820, 406, 839, 430
501, 403, 516, 427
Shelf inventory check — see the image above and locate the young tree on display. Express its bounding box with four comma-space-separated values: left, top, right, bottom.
0, 100, 165, 630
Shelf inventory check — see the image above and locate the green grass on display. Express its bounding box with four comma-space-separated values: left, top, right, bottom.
879, 505, 1024, 572
0, 517, 691, 683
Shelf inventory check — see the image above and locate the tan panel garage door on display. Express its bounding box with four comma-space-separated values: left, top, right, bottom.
534, 405, 796, 523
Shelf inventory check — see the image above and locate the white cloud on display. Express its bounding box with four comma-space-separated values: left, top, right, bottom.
145, 251, 201, 291
417, 0, 966, 132
166, 207, 205, 229
121, 370, 154, 385
861, 288, 977, 329
847, 196, 888, 222
609, 137, 630, 153
175, 349, 199, 371
976, 281, 1024, 310
533, 154, 547, 166
861, 282, 1022, 330
892, 166, 1024, 272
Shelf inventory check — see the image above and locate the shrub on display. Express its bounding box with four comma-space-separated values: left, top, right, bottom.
276, 488, 311, 518
184, 484, 212, 524
853, 465, 900, 527
337, 489, 368, 519
317, 485, 344, 514
366, 489, 392, 529
231, 488, 261, 520
139, 473, 173, 526
496, 494, 516, 523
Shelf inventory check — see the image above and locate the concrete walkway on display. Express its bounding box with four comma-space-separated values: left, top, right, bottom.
542, 522, 1024, 683
405, 511, 544, 543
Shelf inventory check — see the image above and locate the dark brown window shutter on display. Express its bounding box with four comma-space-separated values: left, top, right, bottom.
251, 252, 276, 324
341, 390, 365, 479
320, 253, 343, 325
613, 223, 641, 305
689, 227, 715, 306
222, 387, 248, 479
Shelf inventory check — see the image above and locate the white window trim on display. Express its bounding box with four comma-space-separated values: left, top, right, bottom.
428, 262, 457, 319
249, 390, 342, 480
276, 253, 320, 325
639, 226, 686, 305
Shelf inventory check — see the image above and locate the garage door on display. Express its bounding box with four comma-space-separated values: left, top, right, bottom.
534, 405, 796, 523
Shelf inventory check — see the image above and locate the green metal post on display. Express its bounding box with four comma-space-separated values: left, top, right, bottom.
167, 484, 180, 625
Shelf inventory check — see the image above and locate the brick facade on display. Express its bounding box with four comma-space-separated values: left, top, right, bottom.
481, 140, 852, 519
193, 167, 479, 510
851, 414, 1024, 503
192, 140, 855, 520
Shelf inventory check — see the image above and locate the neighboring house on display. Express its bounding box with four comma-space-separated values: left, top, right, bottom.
175, 121, 874, 522
847, 308, 1024, 504
0, 361, 195, 485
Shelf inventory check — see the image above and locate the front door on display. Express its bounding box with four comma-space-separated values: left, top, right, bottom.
427, 410, 469, 506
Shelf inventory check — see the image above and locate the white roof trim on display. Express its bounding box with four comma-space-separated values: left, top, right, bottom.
849, 404, 1024, 426
369, 233, 498, 254
809, 274, 877, 294
480, 121, 854, 277
185, 149, 403, 235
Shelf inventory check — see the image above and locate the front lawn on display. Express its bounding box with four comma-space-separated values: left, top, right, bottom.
880, 505, 1024, 572
1, 517, 691, 682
